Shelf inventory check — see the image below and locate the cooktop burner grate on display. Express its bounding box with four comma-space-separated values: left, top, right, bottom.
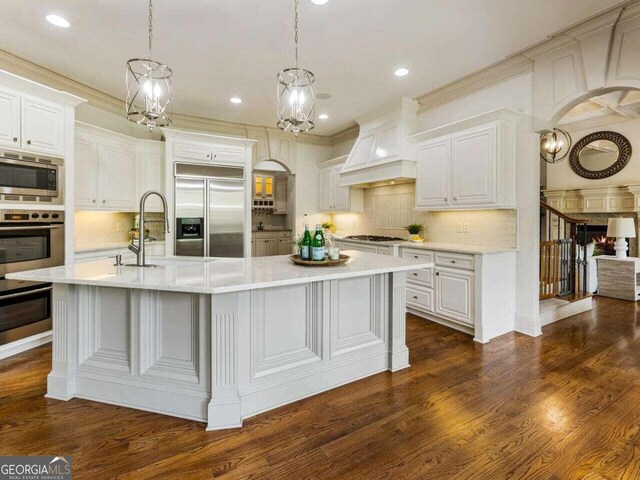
345, 235, 405, 242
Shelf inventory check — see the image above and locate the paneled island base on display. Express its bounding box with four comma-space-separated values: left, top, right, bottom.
46, 271, 410, 430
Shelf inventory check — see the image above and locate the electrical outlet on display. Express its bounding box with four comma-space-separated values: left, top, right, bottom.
116, 223, 123, 232
508, 223, 517, 235
463, 222, 470, 233
456, 222, 463, 233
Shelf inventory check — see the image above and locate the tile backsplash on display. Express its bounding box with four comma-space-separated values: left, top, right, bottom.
331, 183, 517, 248
74, 211, 166, 250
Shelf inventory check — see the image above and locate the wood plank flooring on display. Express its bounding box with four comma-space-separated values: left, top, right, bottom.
2, 296, 640, 479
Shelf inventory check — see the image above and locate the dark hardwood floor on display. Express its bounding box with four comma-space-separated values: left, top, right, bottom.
2, 296, 640, 479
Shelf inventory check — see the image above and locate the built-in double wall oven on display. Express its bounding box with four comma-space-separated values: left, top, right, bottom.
0, 210, 64, 347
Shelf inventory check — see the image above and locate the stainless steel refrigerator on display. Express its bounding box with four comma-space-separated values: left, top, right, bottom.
174, 162, 245, 258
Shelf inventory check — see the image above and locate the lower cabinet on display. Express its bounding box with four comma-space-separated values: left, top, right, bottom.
400, 246, 515, 343
253, 231, 292, 257
335, 240, 398, 256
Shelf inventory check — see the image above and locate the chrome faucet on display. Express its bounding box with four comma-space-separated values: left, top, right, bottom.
128, 190, 170, 267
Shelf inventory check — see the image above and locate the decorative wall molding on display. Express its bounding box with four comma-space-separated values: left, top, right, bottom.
544, 184, 640, 213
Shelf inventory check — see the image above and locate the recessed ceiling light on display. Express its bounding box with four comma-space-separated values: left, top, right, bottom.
230, 97, 242, 104
315, 93, 332, 100
394, 68, 410, 77
311, 0, 329, 4
318, 114, 329, 120
46, 14, 70, 28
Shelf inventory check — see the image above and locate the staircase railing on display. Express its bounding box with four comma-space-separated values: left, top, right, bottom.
540, 200, 588, 300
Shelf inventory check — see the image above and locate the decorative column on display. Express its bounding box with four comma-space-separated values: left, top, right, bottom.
388, 271, 409, 372
47, 284, 78, 400
207, 293, 242, 430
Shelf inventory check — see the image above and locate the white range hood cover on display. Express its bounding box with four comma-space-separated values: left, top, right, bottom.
340, 97, 419, 187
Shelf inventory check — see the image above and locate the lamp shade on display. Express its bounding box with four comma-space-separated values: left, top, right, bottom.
607, 218, 636, 238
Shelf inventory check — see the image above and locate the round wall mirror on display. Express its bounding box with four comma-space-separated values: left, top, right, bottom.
569, 131, 632, 179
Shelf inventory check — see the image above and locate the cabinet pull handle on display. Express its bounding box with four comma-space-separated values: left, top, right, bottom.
451, 260, 456, 264
453, 196, 457, 201
444, 197, 448, 202
436, 272, 440, 276
413, 273, 418, 276
92, 199, 96, 203
102, 200, 106, 204
414, 256, 418, 259
26, 140, 31, 145
413, 296, 418, 300
12, 137, 17, 142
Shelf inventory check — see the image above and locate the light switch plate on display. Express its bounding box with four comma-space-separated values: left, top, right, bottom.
463, 222, 470, 233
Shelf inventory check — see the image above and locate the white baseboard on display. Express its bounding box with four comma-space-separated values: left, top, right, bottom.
0, 331, 52, 360
540, 297, 593, 327
515, 314, 542, 337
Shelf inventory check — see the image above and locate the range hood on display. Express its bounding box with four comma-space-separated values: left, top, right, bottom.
339, 97, 418, 187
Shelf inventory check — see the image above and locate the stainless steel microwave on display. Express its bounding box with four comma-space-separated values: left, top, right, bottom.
0, 151, 61, 203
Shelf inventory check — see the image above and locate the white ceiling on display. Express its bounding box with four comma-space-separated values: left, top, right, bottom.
0, 0, 623, 136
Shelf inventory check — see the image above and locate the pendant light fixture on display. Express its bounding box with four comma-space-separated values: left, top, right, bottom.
276, 0, 315, 136
540, 128, 572, 164
125, 0, 172, 130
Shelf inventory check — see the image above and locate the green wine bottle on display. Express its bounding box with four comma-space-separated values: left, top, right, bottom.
311, 224, 325, 261
300, 225, 312, 260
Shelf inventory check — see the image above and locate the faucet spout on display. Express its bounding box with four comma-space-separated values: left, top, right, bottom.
131, 190, 171, 267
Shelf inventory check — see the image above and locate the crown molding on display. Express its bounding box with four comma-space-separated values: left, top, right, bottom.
329, 124, 359, 145
416, 0, 640, 114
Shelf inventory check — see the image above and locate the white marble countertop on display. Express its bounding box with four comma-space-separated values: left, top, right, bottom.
6, 251, 434, 295
336, 237, 516, 255
75, 240, 166, 254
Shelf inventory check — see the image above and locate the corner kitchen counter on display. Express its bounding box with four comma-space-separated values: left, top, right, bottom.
396, 241, 517, 255
6, 251, 432, 430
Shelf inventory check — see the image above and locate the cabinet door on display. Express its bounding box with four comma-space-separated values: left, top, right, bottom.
415, 138, 450, 208
21, 96, 64, 156
173, 141, 211, 161
278, 238, 291, 255
137, 145, 164, 211
318, 168, 333, 211
266, 239, 279, 256
435, 268, 474, 326
274, 177, 287, 213
75, 137, 100, 208
263, 175, 274, 200
0, 88, 20, 149
213, 146, 245, 166
332, 167, 352, 211
451, 125, 496, 206
254, 238, 268, 257
100, 142, 136, 209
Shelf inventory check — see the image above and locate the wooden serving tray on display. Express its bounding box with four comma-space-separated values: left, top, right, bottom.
289, 254, 350, 266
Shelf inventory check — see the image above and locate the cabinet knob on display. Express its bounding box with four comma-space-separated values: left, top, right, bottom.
102, 200, 106, 204
414, 256, 418, 259
413, 296, 418, 300
26, 139, 31, 145
453, 196, 457, 201
12, 137, 17, 142
451, 260, 456, 264
92, 199, 96, 203
436, 272, 440, 276
413, 273, 418, 276
444, 197, 448, 202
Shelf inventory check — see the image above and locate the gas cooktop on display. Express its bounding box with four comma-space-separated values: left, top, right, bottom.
345, 235, 405, 242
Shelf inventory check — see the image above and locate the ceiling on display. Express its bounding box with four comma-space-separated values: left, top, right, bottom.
0, 0, 623, 136
560, 90, 640, 126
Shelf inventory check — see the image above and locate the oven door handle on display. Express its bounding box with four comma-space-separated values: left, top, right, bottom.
0, 286, 53, 300
0, 225, 62, 231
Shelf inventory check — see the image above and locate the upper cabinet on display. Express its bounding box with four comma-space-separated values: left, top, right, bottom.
253, 172, 274, 200
173, 140, 244, 166
318, 156, 364, 212
409, 109, 519, 211
0, 86, 64, 156
75, 123, 164, 212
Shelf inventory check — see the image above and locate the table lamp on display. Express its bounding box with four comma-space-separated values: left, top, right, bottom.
607, 217, 636, 259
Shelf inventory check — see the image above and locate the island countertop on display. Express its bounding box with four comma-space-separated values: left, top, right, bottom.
6, 251, 434, 295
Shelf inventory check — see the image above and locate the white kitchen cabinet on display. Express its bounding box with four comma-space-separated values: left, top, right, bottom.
416, 138, 450, 208
173, 140, 244, 166
434, 267, 474, 326
278, 231, 292, 255
335, 240, 397, 256
274, 176, 288, 214
253, 173, 275, 200
74, 136, 100, 208
137, 142, 165, 212
409, 109, 518, 211
0, 88, 20, 149
399, 245, 516, 343
100, 142, 136, 210
318, 159, 363, 213
75, 123, 163, 211
253, 231, 291, 257
21, 96, 64, 156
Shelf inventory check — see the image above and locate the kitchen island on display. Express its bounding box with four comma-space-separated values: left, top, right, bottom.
7, 251, 433, 430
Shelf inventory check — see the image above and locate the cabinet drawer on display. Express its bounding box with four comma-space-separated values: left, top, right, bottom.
255, 231, 278, 239
173, 141, 211, 161
341, 241, 378, 253
277, 231, 292, 239
401, 248, 434, 264
406, 267, 433, 287
407, 285, 434, 313
435, 252, 474, 270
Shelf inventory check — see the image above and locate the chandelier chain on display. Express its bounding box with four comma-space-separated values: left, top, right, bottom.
294, 0, 299, 67
148, 0, 153, 59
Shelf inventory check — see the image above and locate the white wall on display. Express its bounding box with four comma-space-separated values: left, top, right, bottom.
546, 116, 640, 190
294, 142, 332, 237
